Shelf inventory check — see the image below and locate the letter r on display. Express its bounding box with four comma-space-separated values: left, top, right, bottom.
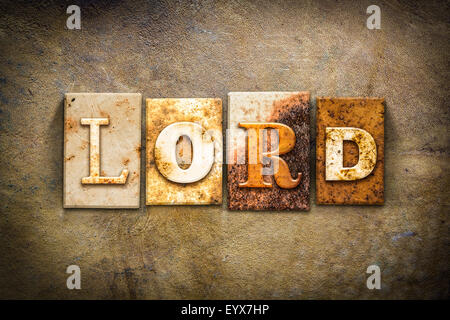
239, 122, 301, 189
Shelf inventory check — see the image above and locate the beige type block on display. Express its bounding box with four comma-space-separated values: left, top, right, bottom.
64, 93, 141, 208
146, 98, 222, 205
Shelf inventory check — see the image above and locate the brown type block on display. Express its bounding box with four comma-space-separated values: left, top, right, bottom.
316, 97, 384, 204
146, 98, 222, 205
227, 92, 310, 210
64, 93, 141, 208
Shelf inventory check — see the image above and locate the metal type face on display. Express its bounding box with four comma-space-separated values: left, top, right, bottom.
146, 98, 222, 205
64, 93, 141, 208
227, 92, 310, 211
316, 97, 384, 205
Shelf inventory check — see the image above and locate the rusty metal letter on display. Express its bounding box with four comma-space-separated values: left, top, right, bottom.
239, 122, 301, 189
80, 118, 128, 184
325, 127, 377, 181
154, 122, 215, 184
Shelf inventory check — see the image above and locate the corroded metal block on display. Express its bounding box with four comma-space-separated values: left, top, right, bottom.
316, 97, 384, 204
227, 92, 310, 210
146, 98, 222, 205
64, 93, 142, 208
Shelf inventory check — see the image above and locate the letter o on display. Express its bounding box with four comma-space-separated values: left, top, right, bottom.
154, 122, 215, 183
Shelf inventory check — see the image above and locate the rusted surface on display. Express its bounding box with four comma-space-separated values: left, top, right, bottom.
175, 135, 192, 170
146, 98, 222, 205
316, 97, 384, 204
227, 92, 310, 210
64, 93, 141, 208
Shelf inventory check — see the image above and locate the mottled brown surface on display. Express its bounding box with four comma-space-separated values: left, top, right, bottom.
0, 0, 448, 299
316, 97, 384, 204
228, 93, 310, 210
146, 98, 222, 205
